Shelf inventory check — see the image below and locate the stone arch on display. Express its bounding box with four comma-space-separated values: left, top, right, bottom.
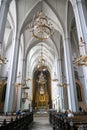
1, 83, 7, 103
76, 81, 82, 102
32, 68, 52, 110
75, 80, 86, 110
0, 80, 7, 112
19, 0, 63, 35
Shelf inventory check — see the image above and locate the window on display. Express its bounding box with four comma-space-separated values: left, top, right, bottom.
76, 83, 82, 102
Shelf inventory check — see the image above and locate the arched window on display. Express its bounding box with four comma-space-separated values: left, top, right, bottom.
1, 83, 7, 102
76, 83, 82, 102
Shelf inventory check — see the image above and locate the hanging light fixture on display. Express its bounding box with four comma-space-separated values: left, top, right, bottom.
40, 84, 44, 95
25, 71, 31, 81
0, 44, 8, 64
37, 43, 45, 69
73, 37, 87, 66
0, 55, 8, 64
15, 72, 30, 89
29, 0, 54, 41
57, 83, 68, 88
52, 63, 58, 82
52, 72, 58, 82
37, 71, 46, 84
57, 73, 68, 87
22, 92, 29, 102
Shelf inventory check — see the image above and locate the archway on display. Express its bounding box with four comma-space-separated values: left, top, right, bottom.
75, 80, 86, 110
0, 81, 7, 112
32, 66, 52, 112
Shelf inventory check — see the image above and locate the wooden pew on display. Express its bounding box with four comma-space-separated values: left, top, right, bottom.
0, 117, 15, 126
49, 112, 87, 130
0, 112, 33, 130
66, 114, 87, 129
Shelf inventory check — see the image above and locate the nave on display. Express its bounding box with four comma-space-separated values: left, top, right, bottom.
0, 111, 87, 130
0, 0, 87, 121
30, 113, 52, 130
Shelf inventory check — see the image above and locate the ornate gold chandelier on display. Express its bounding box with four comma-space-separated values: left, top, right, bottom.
40, 84, 44, 95
37, 71, 46, 84
57, 83, 68, 87
30, 11, 54, 41
0, 44, 8, 64
0, 54, 8, 64
74, 37, 87, 66
57, 73, 68, 87
37, 56, 45, 69
37, 44, 46, 69
52, 72, 58, 82
15, 72, 30, 89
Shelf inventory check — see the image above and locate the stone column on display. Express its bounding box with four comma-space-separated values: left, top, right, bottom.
63, 37, 78, 112
57, 58, 64, 111
0, 0, 12, 44
73, 0, 87, 54
72, 0, 86, 40
0, 0, 12, 75
4, 33, 20, 113
17, 57, 26, 110
73, 0, 87, 107
17, 85, 21, 110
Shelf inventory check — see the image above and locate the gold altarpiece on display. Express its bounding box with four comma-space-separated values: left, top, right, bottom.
33, 70, 52, 110
35, 83, 49, 109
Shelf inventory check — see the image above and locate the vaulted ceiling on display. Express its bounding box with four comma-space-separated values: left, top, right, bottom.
5, 0, 81, 77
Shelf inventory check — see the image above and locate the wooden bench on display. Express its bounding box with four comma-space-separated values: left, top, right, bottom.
0, 112, 33, 130
0, 116, 16, 127
66, 115, 87, 129
49, 112, 87, 130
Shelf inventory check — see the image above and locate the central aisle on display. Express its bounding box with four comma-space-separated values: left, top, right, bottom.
30, 113, 52, 130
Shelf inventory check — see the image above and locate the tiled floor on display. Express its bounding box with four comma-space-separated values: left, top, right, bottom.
30, 113, 52, 130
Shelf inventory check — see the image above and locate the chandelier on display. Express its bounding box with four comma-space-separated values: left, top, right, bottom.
37, 71, 46, 84
37, 44, 45, 69
0, 54, 8, 64
15, 82, 30, 89
40, 84, 44, 95
52, 72, 58, 82
22, 92, 29, 102
57, 73, 68, 87
57, 83, 68, 87
37, 56, 45, 69
29, 11, 54, 41
52, 64, 58, 82
15, 72, 30, 89
0, 44, 8, 64
74, 37, 87, 66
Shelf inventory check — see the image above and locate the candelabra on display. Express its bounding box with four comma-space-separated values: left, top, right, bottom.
73, 37, 87, 66
57, 83, 68, 87
15, 81, 30, 89
22, 92, 29, 102
15, 72, 30, 89
37, 71, 46, 84
52, 72, 58, 82
0, 54, 8, 64
57, 73, 68, 87
29, 0, 54, 41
